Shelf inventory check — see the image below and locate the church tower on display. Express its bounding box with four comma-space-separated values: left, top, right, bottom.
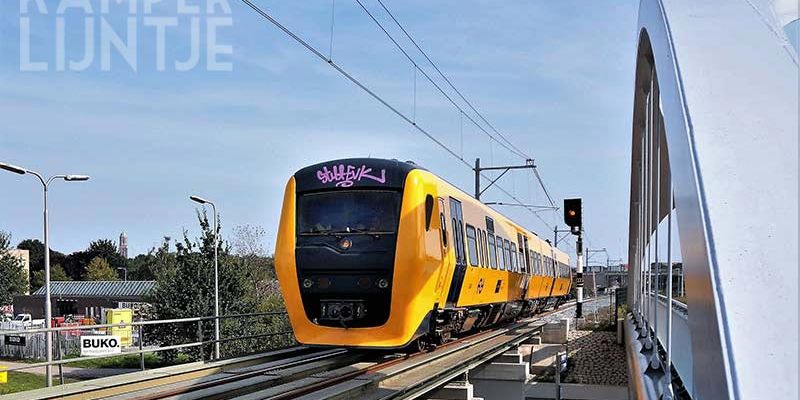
119, 232, 129, 258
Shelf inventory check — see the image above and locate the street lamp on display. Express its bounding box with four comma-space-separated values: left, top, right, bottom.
189, 195, 220, 360
0, 162, 89, 387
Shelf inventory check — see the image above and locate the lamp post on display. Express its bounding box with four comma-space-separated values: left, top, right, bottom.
189, 195, 220, 360
0, 162, 89, 387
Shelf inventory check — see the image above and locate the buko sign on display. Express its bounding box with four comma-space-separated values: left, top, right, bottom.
81, 335, 122, 357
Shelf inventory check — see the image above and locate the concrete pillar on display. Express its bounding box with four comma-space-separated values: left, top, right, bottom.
471, 350, 530, 400
541, 319, 570, 344
427, 380, 476, 400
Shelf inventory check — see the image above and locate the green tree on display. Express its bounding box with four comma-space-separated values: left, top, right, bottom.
51, 264, 71, 281
17, 238, 66, 288
30, 264, 72, 292
83, 257, 119, 281
230, 225, 277, 300
62, 239, 127, 280
0, 232, 29, 305
149, 212, 289, 361
127, 254, 157, 281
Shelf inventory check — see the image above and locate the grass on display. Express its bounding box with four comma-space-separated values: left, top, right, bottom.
0, 356, 39, 364
64, 352, 193, 369
0, 371, 78, 395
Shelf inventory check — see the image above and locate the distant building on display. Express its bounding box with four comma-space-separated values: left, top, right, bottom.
574, 264, 630, 294
13, 281, 155, 319
119, 232, 129, 259
9, 249, 30, 295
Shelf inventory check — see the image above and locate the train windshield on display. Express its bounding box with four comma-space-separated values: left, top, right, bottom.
297, 190, 401, 234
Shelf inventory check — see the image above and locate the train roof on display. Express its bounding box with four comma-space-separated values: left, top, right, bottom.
293, 158, 567, 259
294, 158, 424, 192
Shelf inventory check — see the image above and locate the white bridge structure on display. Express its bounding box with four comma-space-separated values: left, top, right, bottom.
626, 0, 798, 399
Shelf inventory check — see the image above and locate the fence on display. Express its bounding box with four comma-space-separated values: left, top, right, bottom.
614, 287, 627, 323
1, 311, 293, 380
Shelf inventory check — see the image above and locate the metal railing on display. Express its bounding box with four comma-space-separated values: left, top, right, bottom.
1, 311, 292, 377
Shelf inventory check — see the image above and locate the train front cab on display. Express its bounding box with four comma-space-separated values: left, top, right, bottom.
275, 161, 447, 348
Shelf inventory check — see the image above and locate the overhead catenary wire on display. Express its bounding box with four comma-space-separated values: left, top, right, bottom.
368, 0, 556, 207
353, 0, 527, 160
373, 0, 529, 160
237, 0, 555, 232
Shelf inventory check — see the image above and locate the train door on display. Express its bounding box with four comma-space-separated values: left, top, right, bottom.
433, 197, 452, 304
547, 248, 557, 297
445, 197, 467, 308
521, 235, 531, 295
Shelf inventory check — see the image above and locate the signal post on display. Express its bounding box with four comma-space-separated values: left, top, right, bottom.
563, 198, 583, 318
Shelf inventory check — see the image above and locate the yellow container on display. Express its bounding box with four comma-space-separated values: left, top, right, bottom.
0, 365, 7, 384
106, 309, 133, 347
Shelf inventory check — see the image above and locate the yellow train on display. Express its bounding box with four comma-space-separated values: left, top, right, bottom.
275, 158, 571, 349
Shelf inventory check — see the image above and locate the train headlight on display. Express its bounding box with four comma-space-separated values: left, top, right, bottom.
377, 278, 389, 289
302, 278, 314, 289
339, 238, 352, 250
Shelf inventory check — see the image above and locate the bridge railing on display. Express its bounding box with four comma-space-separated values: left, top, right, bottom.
627, 0, 797, 399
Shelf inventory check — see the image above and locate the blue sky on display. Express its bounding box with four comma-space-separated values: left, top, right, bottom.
0, 1, 638, 263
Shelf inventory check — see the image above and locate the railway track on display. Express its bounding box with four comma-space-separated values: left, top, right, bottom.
13, 301, 589, 400
106, 303, 580, 400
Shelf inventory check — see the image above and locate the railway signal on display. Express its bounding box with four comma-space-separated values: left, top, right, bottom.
563, 198, 582, 234
563, 198, 584, 318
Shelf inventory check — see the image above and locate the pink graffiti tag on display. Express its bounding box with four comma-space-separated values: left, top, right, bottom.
316, 164, 387, 187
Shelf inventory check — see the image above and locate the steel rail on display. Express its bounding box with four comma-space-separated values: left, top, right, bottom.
389, 321, 546, 400
370, 303, 582, 400
119, 348, 354, 400
254, 302, 585, 400
3, 346, 311, 400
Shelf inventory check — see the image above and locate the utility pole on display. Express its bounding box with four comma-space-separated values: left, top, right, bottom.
473, 157, 539, 201
553, 225, 571, 248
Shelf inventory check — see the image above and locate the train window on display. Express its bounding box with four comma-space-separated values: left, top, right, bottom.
503, 239, 512, 270
510, 243, 518, 272
522, 236, 530, 274
487, 234, 498, 269
496, 236, 505, 270
485, 216, 494, 233
481, 230, 487, 267
465, 225, 479, 267
297, 190, 400, 234
478, 228, 486, 267
452, 218, 462, 261
475, 229, 482, 267
529, 251, 536, 274
484, 231, 490, 268
478, 230, 486, 267
535, 253, 541, 275
439, 213, 448, 247
424, 195, 434, 231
